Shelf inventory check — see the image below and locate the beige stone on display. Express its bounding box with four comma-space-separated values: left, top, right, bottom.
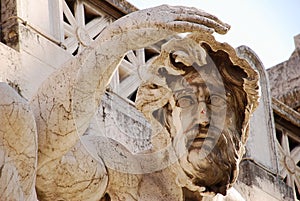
0, 83, 38, 201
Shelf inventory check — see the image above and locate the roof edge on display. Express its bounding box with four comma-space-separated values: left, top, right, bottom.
272, 97, 300, 127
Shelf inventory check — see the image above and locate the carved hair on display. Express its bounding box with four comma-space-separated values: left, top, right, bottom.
136, 33, 259, 146
135, 33, 259, 195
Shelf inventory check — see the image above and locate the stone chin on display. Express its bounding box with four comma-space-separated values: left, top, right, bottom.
178, 128, 240, 196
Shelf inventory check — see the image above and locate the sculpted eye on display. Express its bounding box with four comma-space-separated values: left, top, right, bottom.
176, 96, 195, 108
209, 94, 226, 106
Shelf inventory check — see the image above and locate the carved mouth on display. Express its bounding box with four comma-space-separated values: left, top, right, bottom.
190, 137, 206, 148
185, 127, 209, 149
184, 124, 223, 152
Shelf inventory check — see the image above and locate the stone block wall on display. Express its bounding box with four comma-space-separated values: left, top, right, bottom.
267, 34, 300, 111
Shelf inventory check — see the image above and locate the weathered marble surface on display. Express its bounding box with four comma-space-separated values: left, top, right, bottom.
0, 83, 38, 201
0, 5, 259, 201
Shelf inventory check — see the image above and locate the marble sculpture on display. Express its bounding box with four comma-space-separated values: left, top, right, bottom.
0, 5, 259, 201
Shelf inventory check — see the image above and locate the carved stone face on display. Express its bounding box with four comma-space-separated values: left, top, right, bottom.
165, 69, 240, 195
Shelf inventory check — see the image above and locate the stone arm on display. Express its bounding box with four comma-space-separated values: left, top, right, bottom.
30, 4, 230, 167
28, 5, 230, 200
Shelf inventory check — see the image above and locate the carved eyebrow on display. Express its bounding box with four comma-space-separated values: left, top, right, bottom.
174, 87, 194, 94
173, 88, 194, 99
189, 81, 207, 88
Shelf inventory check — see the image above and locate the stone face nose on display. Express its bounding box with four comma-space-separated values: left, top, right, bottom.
197, 102, 209, 127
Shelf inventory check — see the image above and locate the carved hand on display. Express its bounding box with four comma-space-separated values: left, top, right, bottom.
102, 4, 230, 39
91, 4, 231, 99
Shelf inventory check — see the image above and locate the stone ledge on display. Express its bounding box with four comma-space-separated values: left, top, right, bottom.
238, 160, 294, 201
272, 98, 300, 127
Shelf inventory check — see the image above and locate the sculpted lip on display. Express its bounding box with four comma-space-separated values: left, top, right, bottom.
185, 125, 222, 151
185, 127, 210, 149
